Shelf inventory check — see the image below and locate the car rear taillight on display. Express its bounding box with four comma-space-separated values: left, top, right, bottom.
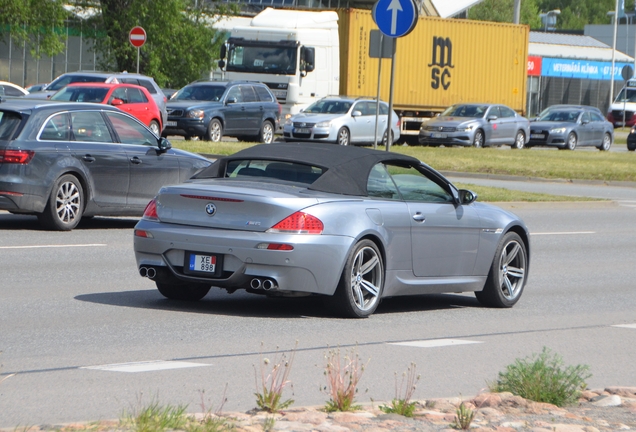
142, 199, 159, 221
0, 149, 34, 164
267, 211, 323, 234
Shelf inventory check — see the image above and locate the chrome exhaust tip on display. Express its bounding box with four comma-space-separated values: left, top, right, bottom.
262, 279, 277, 290
146, 267, 156, 279
139, 267, 148, 277
250, 278, 262, 289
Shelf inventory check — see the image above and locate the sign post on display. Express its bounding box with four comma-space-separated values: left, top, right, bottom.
372, 0, 418, 151
129, 26, 147, 73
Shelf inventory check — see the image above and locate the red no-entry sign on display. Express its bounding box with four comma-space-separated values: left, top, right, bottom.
129, 26, 146, 48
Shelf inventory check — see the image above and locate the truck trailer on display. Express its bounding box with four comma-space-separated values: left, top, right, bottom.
218, 8, 529, 141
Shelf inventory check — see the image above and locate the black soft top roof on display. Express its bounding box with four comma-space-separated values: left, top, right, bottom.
196, 143, 422, 196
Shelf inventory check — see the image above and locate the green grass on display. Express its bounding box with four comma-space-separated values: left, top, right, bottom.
454, 182, 598, 202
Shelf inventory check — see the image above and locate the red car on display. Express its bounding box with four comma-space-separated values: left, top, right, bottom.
50, 83, 163, 135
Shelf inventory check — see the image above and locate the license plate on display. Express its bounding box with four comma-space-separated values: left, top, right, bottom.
166, 121, 177, 127
294, 128, 310, 134
616, 121, 625, 126
189, 254, 216, 273
531, 133, 544, 139
432, 133, 447, 138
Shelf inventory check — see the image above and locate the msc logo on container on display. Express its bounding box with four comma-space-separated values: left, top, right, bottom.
428, 36, 454, 90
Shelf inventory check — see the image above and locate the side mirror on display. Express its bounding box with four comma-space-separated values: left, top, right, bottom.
226, 97, 238, 104
301, 47, 315, 73
487, 115, 498, 121
582, 119, 590, 125
158, 137, 172, 152
218, 60, 226, 69
351, 110, 362, 117
111, 98, 124, 106
220, 44, 227, 59
458, 189, 477, 205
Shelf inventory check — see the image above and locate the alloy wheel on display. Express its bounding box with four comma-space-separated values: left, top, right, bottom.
348, 246, 382, 312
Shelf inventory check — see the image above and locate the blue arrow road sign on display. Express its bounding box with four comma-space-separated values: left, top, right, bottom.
372, 0, 418, 38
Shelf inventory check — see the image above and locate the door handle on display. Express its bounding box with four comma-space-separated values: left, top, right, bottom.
130, 156, 142, 164
82, 155, 95, 162
412, 212, 426, 222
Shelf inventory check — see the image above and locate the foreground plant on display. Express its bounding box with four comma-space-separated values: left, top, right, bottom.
379, 362, 421, 417
254, 342, 297, 413
323, 347, 368, 412
451, 402, 475, 430
489, 347, 591, 407
120, 400, 189, 432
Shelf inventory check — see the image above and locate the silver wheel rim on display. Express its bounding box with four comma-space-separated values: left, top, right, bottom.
149, 122, 160, 136
55, 181, 81, 225
602, 134, 611, 150
349, 246, 382, 312
210, 122, 221, 141
515, 132, 524, 148
262, 123, 273, 143
498, 239, 526, 301
338, 129, 349, 145
474, 132, 483, 147
567, 134, 576, 150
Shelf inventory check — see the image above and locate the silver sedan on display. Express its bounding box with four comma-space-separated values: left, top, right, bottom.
133, 143, 530, 318
419, 103, 530, 149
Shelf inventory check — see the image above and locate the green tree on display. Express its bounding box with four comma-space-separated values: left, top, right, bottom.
468, 0, 542, 28
534, 0, 616, 29
0, 0, 69, 57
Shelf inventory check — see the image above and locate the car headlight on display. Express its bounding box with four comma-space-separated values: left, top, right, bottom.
187, 109, 205, 119
550, 127, 567, 134
631, 127, 636, 134
285, 118, 292, 126
316, 121, 331, 128
456, 124, 474, 132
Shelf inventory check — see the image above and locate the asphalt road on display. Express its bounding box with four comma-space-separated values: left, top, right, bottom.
1, 183, 636, 427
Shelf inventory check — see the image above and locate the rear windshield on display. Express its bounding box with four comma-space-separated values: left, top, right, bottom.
51, 87, 109, 103
47, 75, 107, 91
0, 111, 22, 140
219, 160, 325, 185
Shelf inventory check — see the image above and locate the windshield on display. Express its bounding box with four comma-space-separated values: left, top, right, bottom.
303, 100, 352, 114
51, 87, 109, 103
47, 75, 107, 91
441, 104, 488, 118
172, 85, 226, 102
226, 44, 297, 75
538, 110, 580, 122
0, 111, 22, 140
614, 87, 636, 103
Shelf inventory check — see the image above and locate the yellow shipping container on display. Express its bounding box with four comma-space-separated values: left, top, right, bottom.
338, 9, 529, 115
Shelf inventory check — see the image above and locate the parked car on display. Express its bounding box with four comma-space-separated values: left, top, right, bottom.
27, 71, 168, 127
282, 96, 401, 146
0, 99, 210, 231
50, 82, 163, 135
133, 143, 530, 318
419, 103, 530, 149
0, 81, 29, 97
626, 126, 636, 151
163, 80, 281, 143
528, 106, 613, 150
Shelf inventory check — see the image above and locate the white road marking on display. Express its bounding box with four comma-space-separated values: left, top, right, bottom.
0, 244, 107, 250
389, 339, 482, 348
612, 324, 636, 329
531, 232, 595, 236
81, 360, 211, 373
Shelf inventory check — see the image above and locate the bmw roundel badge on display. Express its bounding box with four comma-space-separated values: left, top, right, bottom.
205, 203, 216, 216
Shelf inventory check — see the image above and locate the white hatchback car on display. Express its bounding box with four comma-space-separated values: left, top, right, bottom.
283, 96, 401, 146
0, 81, 29, 97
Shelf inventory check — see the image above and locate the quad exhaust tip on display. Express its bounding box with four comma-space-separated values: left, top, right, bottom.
139, 266, 156, 279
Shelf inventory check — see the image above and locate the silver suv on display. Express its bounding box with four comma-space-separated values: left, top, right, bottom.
283, 96, 401, 146
28, 71, 168, 127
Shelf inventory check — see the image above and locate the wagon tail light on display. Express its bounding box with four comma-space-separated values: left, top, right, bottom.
0, 149, 35, 164
142, 199, 159, 221
267, 211, 323, 234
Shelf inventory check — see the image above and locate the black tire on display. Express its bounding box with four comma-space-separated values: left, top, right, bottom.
564, 132, 577, 150
381, 129, 394, 146
206, 119, 223, 142
337, 127, 350, 146
598, 132, 612, 151
37, 174, 84, 231
475, 232, 527, 308
156, 282, 210, 301
472, 130, 484, 148
628, 140, 636, 151
257, 120, 275, 144
329, 240, 384, 318
511, 130, 525, 149
149, 120, 161, 136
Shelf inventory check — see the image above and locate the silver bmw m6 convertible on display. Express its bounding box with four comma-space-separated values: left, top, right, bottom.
133, 143, 530, 318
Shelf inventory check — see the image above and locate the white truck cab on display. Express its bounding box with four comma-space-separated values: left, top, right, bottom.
217, 8, 340, 120
608, 78, 636, 127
